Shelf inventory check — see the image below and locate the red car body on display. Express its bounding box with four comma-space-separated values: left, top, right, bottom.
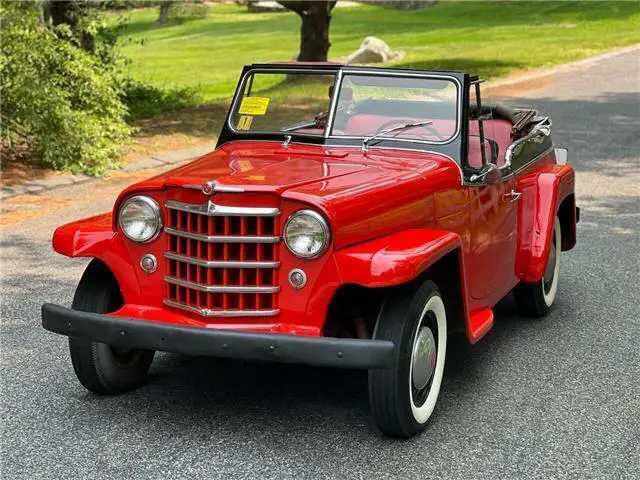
50, 141, 575, 341
42, 64, 577, 436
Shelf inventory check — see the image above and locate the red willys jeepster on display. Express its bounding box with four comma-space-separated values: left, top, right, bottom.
42, 64, 578, 438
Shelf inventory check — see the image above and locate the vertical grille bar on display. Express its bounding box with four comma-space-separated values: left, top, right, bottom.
164, 200, 281, 318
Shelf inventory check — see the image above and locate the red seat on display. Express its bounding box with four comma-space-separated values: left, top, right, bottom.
468, 119, 512, 168
344, 114, 456, 141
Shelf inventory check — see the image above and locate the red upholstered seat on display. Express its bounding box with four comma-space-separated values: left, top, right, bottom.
344, 114, 456, 141
468, 119, 513, 168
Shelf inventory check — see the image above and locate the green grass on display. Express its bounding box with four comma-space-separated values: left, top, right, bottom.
118, 0, 639, 105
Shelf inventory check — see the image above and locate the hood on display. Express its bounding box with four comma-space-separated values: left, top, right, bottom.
118, 141, 462, 248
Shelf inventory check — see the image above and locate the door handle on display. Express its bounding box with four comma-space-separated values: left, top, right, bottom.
503, 190, 522, 202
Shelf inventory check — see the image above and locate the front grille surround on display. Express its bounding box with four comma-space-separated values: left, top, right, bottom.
164, 199, 281, 318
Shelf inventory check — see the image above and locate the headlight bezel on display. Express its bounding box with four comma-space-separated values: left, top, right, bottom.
283, 209, 331, 259
118, 195, 163, 244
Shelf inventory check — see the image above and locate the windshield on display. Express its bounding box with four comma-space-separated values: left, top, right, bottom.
228, 69, 460, 144
230, 71, 336, 135
331, 74, 458, 143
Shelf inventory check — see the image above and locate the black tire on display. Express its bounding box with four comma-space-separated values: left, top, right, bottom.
69, 260, 154, 395
369, 280, 447, 438
514, 216, 561, 318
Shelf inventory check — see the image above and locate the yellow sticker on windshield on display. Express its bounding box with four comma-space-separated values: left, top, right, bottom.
239, 97, 270, 115
237, 115, 253, 130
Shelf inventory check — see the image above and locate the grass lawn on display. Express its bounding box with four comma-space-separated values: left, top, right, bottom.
119, 0, 640, 104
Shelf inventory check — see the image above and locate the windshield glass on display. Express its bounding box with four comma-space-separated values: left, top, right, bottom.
330, 74, 458, 143
230, 71, 336, 135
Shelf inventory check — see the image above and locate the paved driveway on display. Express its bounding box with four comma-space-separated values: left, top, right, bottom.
1, 50, 638, 479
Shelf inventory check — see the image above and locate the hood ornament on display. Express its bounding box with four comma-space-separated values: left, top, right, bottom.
188, 181, 245, 195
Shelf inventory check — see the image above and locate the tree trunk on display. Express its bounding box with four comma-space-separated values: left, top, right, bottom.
49, 1, 74, 27
48, 1, 94, 53
278, 1, 337, 62
157, 1, 171, 25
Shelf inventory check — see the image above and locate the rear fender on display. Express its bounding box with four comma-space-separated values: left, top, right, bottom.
516, 165, 575, 283
52, 213, 141, 300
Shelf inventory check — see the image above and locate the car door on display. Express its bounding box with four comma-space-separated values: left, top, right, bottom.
466, 133, 519, 301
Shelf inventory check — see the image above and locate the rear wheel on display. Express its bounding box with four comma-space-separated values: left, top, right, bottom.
369, 280, 447, 438
514, 216, 561, 318
69, 260, 154, 395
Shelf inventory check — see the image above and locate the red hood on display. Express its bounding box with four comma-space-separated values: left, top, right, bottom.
117, 141, 462, 248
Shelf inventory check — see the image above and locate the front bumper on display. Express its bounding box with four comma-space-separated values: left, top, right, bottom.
41, 304, 395, 369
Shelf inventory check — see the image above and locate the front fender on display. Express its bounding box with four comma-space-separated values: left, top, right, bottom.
516, 165, 575, 282
334, 229, 462, 287
52, 213, 142, 300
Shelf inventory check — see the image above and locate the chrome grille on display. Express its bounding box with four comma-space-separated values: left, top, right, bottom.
164, 200, 281, 317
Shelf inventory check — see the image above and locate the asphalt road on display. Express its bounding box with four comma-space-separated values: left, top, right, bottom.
2, 50, 639, 479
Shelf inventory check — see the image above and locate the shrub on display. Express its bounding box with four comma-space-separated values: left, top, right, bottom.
0, 3, 132, 175
119, 77, 202, 121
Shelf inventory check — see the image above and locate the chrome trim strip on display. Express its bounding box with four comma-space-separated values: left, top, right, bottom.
165, 252, 279, 269
324, 68, 343, 139
166, 200, 280, 217
503, 117, 552, 170
165, 227, 279, 243
165, 276, 280, 293
163, 298, 279, 317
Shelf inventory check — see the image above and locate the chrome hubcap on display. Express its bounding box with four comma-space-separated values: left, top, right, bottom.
412, 326, 437, 390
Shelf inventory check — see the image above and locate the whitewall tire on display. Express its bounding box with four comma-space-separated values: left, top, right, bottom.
369, 280, 447, 438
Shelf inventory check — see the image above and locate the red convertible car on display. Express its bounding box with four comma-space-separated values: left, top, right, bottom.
42, 64, 578, 438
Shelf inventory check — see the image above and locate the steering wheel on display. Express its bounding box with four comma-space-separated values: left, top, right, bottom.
374, 119, 447, 142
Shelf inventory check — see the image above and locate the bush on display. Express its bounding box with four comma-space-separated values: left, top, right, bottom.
119, 77, 202, 120
0, 3, 132, 175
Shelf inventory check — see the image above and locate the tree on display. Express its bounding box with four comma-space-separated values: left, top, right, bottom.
277, 1, 337, 62
46, 0, 95, 52
157, 1, 172, 24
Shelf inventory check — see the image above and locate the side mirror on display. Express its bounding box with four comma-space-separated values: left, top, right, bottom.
470, 163, 501, 185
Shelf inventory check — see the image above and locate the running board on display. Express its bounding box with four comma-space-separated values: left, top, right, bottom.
468, 308, 494, 344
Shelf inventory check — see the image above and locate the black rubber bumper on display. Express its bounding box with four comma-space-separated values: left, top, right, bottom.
41, 303, 395, 369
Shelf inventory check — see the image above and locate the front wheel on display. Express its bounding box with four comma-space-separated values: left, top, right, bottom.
69, 260, 154, 395
369, 280, 447, 438
514, 216, 561, 318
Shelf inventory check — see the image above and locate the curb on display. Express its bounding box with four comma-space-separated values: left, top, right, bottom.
2, 43, 638, 201
1, 143, 215, 200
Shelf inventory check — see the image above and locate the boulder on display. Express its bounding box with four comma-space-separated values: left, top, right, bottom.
346, 36, 403, 64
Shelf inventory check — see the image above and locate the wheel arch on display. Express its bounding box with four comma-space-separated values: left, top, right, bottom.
52, 213, 142, 301
557, 193, 577, 251
328, 239, 469, 337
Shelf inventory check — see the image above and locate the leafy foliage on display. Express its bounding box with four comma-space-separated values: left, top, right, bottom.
119, 77, 202, 120
1, 3, 131, 174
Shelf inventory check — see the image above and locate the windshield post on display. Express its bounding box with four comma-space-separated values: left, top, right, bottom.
473, 80, 487, 166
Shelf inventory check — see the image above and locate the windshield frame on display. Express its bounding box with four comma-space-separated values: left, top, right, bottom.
226, 65, 462, 145
219, 64, 468, 160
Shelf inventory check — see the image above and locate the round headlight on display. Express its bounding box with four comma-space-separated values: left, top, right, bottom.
284, 210, 330, 259
119, 195, 162, 243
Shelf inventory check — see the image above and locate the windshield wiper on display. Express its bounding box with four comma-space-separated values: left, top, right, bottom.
362, 120, 433, 151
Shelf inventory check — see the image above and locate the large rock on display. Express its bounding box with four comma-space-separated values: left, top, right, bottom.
346, 37, 403, 64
